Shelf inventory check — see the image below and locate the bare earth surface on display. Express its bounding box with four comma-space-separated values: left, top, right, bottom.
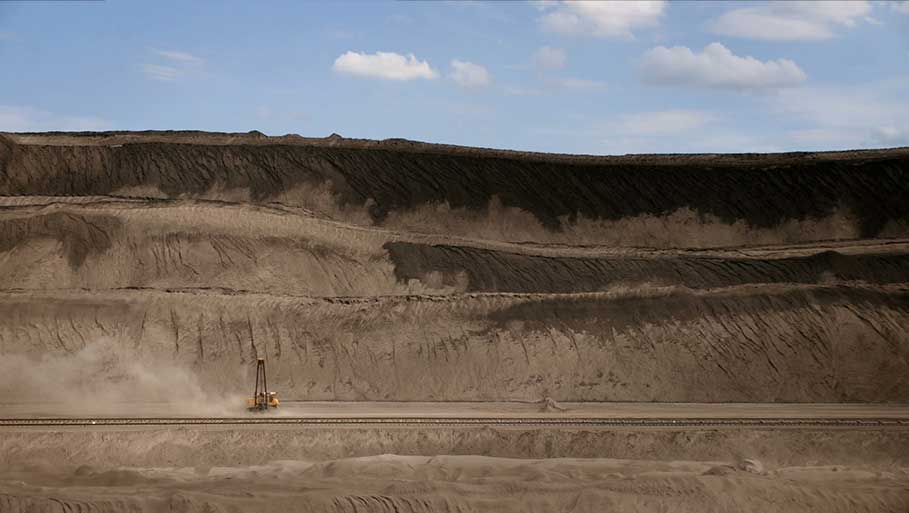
1, 132, 908, 511
2, 402, 908, 513
2, 454, 907, 513
3, 401, 909, 419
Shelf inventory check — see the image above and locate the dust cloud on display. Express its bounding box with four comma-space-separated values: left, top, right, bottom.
0, 339, 244, 416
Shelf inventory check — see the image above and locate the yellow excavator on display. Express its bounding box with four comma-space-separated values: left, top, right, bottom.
247, 358, 279, 411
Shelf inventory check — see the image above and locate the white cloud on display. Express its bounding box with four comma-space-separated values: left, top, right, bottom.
893, 1, 909, 14
152, 49, 203, 65
711, 1, 872, 41
639, 42, 807, 90
142, 64, 181, 81
333, 51, 438, 81
546, 77, 608, 91
450, 60, 491, 88
534, 46, 566, 70
0, 105, 111, 132
539, 0, 666, 39
143, 48, 203, 81
616, 109, 714, 136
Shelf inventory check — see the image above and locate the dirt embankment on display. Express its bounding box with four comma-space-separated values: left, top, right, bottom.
2, 132, 908, 246
1, 285, 906, 402
1, 199, 907, 295
1, 132, 908, 404
385, 241, 909, 293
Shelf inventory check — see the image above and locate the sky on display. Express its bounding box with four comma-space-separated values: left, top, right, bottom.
1, 0, 908, 154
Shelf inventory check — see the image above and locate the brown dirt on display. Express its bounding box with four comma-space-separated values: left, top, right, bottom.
1, 131, 908, 511
3, 455, 906, 512
1, 284, 906, 403
1, 427, 907, 513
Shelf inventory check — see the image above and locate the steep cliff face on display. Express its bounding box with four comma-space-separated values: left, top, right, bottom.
0, 132, 907, 402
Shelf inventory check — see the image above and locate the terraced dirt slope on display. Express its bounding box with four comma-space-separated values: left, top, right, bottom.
1, 131, 908, 402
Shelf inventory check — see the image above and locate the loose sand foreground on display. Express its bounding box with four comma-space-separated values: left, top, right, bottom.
2, 454, 908, 513
2, 416, 909, 513
1, 402, 908, 512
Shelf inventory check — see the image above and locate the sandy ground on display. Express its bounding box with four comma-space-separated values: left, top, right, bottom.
3, 400, 909, 419
1, 403, 907, 511
2, 454, 908, 513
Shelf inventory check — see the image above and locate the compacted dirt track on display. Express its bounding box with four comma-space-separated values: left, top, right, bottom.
1, 131, 908, 512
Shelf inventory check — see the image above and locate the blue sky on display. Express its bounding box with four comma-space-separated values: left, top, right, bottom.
1, 0, 908, 154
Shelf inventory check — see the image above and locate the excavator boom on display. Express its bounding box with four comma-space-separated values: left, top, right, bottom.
247, 358, 279, 411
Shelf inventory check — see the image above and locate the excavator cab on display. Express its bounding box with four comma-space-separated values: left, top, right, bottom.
247, 358, 279, 411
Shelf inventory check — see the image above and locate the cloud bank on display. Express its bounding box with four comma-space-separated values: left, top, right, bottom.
640, 42, 806, 90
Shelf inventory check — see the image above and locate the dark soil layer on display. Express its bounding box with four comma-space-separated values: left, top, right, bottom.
2, 132, 908, 236
387, 242, 909, 292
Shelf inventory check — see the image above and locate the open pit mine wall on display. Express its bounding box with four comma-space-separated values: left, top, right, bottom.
2, 286, 907, 402
2, 201, 909, 294
1, 133, 908, 402
2, 133, 909, 242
